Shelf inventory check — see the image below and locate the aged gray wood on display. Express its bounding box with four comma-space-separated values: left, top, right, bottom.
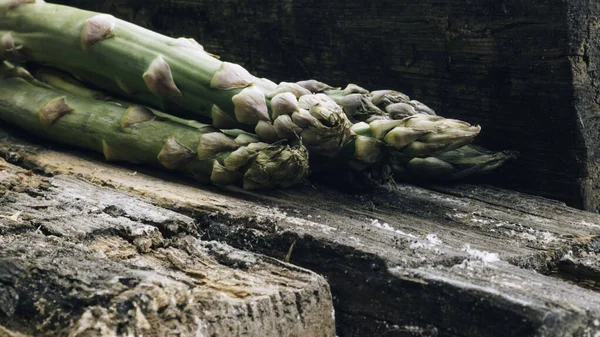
0, 158, 336, 337
53, 0, 600, 211
2, 127, 600, 336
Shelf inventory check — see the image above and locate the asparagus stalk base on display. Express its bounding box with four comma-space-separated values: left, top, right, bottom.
0, 66, 309, 190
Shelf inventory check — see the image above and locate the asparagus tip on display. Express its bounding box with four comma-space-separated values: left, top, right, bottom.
243, 143, 309, 189
39, 96, 73, 127
297, 103, 355, 157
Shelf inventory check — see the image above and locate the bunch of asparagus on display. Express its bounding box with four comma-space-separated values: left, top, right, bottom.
0, 0, 514, 189
0, 62, 310, 189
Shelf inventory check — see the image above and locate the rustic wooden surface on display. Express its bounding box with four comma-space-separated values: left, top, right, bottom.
0, 150, 335, 336
52, 0, 600, 211
2, 126, 600, 336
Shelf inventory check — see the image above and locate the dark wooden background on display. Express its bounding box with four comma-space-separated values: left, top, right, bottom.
55, 0, 600, 210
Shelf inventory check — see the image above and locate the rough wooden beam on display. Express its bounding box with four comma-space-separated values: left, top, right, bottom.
52, 0, 600, 211
2, 127, 600, 336
0, 158, 336, 337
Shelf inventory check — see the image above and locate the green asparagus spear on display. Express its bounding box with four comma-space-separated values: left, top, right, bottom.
388, 146, 517, 181
0, 63, 309, 189
0, 0, 481, 164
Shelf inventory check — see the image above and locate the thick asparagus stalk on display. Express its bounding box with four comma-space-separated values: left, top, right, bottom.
0, 63, 309, 189
0, 0, 481, 165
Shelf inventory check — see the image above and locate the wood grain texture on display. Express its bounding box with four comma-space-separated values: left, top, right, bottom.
0, 157, 335, 337
52, 0, 600, 210
2, 126, 600, 336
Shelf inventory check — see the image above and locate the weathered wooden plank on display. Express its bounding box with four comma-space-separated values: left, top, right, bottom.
0, 158, 336, 337
52, 0, 600, 211
2, 127, 600, 336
